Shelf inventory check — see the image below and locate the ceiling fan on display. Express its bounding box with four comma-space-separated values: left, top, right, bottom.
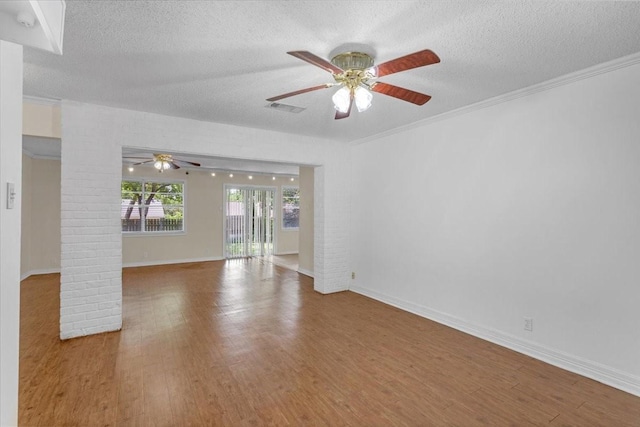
266, 49, 440, 120
125, 153, 201, 172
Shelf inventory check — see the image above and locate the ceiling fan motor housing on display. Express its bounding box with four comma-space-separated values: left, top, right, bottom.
331, 52, 376, 90
330, 52, 374, 71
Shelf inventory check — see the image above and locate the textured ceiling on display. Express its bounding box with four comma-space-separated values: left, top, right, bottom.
22, 1, 640, 143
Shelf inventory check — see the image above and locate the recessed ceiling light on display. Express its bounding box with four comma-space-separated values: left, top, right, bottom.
211, 172, 216, 177
272, 176, 276, 180
128, 166, 134, 172
248, 175, 253, 180
229, 173, 233, 178
290, 177, 295, 181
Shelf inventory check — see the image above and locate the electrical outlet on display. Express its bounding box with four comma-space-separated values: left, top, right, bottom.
351, 272, 355, 279
524, 317, 533, 332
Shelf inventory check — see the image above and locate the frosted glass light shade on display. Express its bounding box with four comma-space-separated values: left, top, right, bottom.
155, 160, 170, 170
354, 86, 373, 112
332, 87, 351, 113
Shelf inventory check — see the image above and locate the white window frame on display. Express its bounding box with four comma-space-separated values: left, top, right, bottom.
281, 185, 300, 230
223, 184, 278, 258
121, 178, 186, 235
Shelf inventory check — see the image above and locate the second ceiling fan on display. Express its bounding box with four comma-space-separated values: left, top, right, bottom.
267, 48, 440, 119
126, 153, 201, 172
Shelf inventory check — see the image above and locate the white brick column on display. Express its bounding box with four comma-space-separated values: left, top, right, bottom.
60, 102, 122, 339
313, 152, 352, 294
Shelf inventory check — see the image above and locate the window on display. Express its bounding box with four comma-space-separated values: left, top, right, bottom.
282, 186, 300, 229
121, 180, 184, 233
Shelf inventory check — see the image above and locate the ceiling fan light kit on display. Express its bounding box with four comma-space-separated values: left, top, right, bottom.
332, 86, 372, 113
154, 154, 173, 172
267, 48, 440, 120
154, 160, 171, 171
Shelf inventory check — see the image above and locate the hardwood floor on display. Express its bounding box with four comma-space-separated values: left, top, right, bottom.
261, 254, 299, 272
19, 259, 640, 426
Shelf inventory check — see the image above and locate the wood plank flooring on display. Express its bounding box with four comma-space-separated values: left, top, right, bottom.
261, 254, 299, 272
19, 259, 640, 426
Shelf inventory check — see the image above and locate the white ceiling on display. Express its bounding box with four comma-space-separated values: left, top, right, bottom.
20, 1, 640, 144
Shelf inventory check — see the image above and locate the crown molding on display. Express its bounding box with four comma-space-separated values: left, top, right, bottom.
349, 51, 640, 146
22, 148, 60, 160
22, 148, 36, 158
23, 95, 61, 106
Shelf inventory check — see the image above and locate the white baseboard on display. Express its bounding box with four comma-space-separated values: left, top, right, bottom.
297, 268, 314, 278
21, 268, 61, 281
274, 251, 298, 256
123, 256, 224, 268
350, 285, 640, 397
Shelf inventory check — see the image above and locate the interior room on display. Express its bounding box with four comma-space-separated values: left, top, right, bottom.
2, 1, 640, 425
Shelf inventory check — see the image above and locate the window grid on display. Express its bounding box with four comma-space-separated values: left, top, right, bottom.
282, 186, 300, 229
121, 179, 185, 233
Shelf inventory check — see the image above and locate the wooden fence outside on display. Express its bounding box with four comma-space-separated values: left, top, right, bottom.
121, 218, 183, 232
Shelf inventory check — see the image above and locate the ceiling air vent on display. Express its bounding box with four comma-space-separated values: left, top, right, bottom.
266, 102, 305, 114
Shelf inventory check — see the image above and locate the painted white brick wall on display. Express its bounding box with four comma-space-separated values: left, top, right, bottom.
60, 101, 351, 338
314, 150, 352, 293
60, 103, 123, 339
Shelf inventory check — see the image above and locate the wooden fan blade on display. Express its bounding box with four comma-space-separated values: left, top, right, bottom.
174, 160, 201, 167
266, 84, 332, 102
334, 95, 353, 120
170, 162, 181, 170
371, 82, 432, 105
287, 51, 344, 74
374, 49, 440, 78
132, 160, 154, 165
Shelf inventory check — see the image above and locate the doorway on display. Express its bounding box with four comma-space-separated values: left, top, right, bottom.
224, 185, 275, 258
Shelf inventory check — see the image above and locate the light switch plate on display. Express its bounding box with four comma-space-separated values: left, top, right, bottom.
7, 182, 16, 209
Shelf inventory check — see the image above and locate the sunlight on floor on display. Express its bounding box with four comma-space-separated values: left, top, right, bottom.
261, 254, 298, 272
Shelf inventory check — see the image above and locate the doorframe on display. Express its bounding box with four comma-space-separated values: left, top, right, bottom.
222, 183, 278, 259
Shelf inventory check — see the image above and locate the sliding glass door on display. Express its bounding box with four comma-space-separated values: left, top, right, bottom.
224, 185, 275, 258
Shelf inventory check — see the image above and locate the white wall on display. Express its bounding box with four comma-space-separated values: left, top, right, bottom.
0, 40, 23, 427
20, 155, 60, 278
23, 102, 61, 138
21, 100, 62, 279
350, 60, 640, 396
